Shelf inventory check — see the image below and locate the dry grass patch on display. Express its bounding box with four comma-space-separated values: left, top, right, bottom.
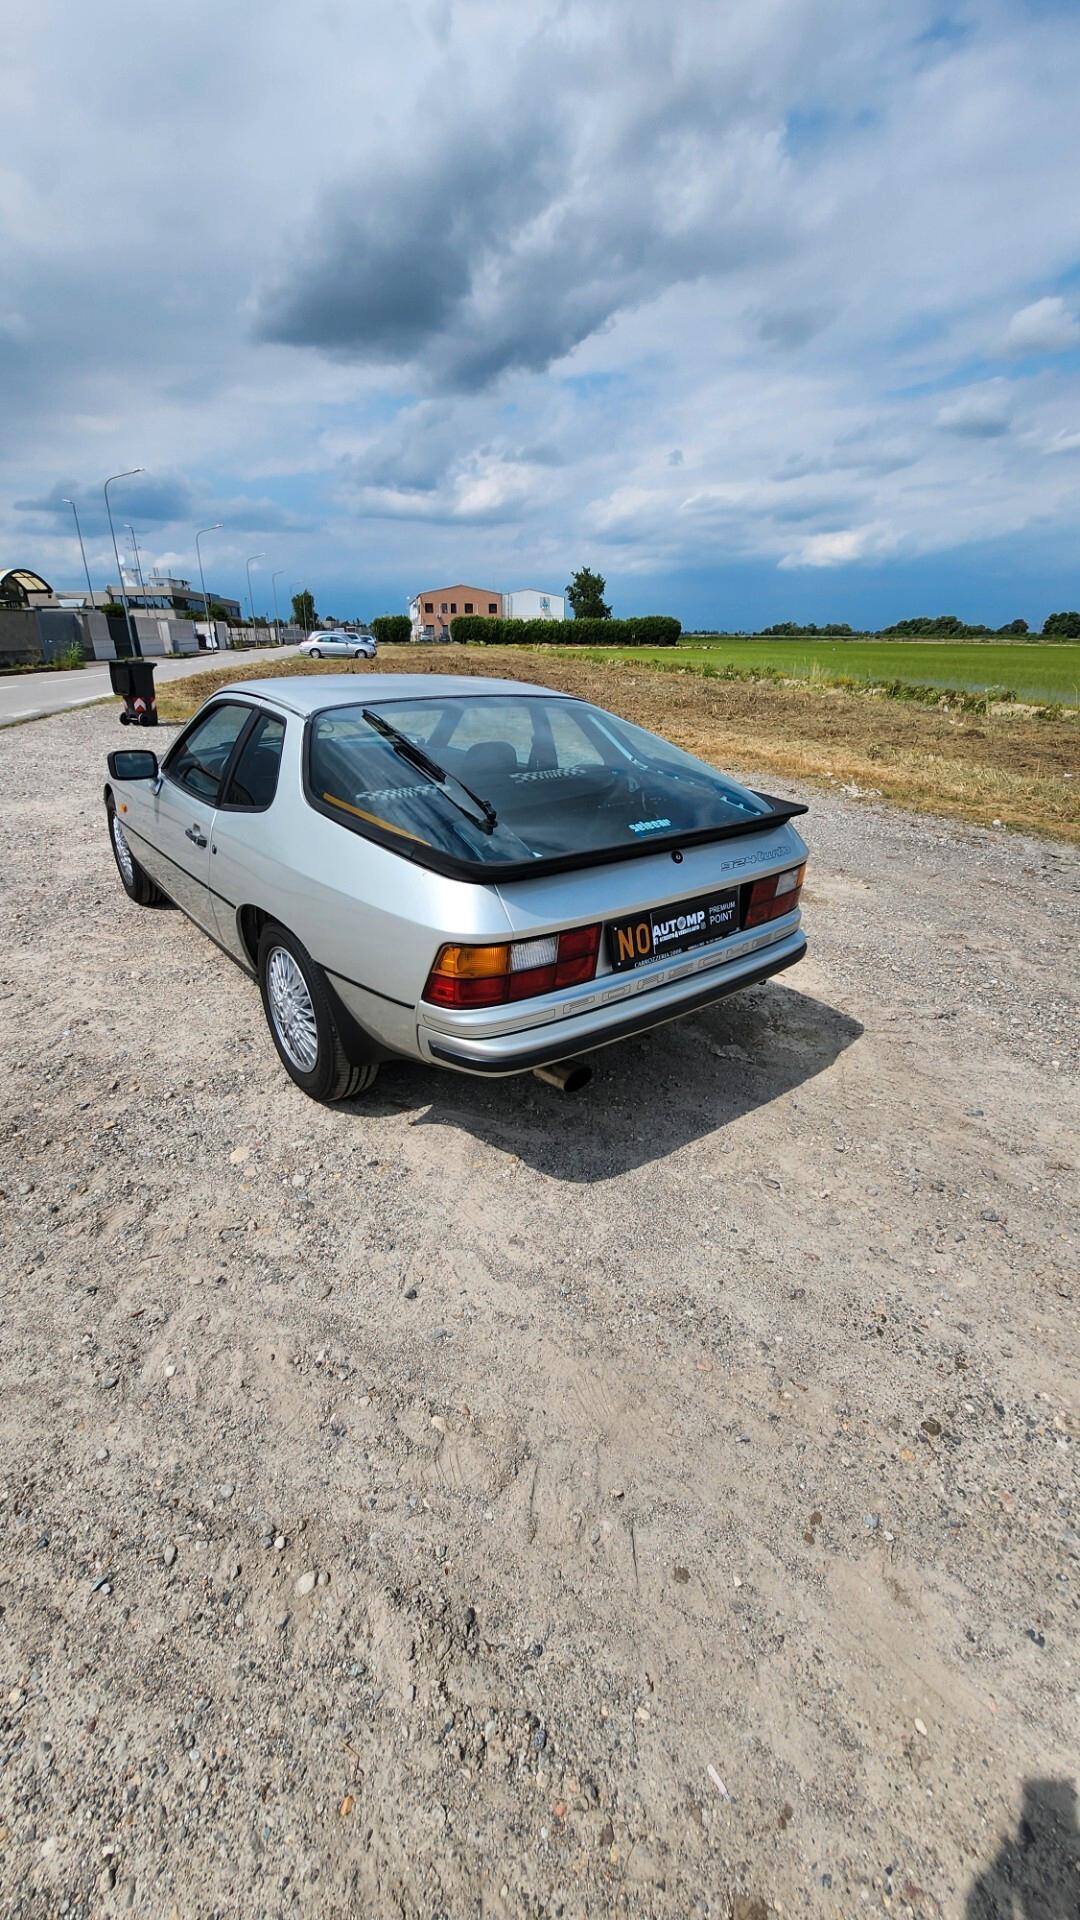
155, 645, 1080, 842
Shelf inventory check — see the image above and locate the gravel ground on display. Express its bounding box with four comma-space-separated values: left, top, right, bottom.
0, 704, 1077, 1920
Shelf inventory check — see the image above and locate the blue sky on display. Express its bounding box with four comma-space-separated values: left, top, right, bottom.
3, 0, 1080, 628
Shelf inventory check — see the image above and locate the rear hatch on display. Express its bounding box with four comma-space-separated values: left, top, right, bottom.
493, 817, 806, 980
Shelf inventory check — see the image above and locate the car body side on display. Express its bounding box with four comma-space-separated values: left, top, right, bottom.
106, 683, 808, 1076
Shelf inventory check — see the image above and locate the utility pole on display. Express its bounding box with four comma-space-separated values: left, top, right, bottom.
62, 498, 96, 610
196, 523, 223, 649
246, 554, 264, 644
103, 470, 145, 657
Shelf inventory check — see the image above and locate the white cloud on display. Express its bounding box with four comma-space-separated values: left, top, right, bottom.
936, 384, 1013, 438
778, 526, 892, 570
1001, 295, 1080, 357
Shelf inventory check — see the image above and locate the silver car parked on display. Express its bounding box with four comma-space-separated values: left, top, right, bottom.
299, 630, 376, 660
104, 674, 809, 1100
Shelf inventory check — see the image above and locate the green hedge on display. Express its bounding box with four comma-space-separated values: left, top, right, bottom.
371, 614, 411, 645
449, 614, 681, 647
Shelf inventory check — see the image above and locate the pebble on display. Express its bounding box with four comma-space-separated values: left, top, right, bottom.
273, 1535, 286, 1552
914, 1718, 928, 1738
102, 1374, 119, 1390
294, 1570, 317, 1597
163, 1544, 177, 1568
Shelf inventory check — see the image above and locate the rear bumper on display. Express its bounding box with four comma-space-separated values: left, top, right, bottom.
418, 927, 807, 1076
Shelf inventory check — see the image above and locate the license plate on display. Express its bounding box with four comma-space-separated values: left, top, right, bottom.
606, 887, 740, 972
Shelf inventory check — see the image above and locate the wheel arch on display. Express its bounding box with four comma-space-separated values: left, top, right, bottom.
237, 902, 272, 970
243, 907, 390, 1066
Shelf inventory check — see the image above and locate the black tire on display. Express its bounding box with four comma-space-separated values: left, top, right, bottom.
257, 921, 379, 1102
106, 797, 166, 906
308, 647, 322, 659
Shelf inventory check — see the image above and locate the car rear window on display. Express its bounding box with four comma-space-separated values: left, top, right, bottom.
307, 694, 776, 873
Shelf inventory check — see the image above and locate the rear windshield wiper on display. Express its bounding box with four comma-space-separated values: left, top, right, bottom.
361, 708, 498, 833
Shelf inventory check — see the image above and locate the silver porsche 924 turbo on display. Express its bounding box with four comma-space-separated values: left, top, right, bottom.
104, 673, 809, 1100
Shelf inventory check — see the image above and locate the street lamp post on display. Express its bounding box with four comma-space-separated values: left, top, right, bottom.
195, 523, 223, 651
103, 470, 144, 658
246, 554, 264, 645
62, 498, 96, 612
271, 570, 285, 646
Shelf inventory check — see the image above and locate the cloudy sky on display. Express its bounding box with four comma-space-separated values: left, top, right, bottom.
4, 0, 1080, 627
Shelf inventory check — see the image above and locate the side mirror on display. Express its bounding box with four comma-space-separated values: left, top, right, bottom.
107, 749, 159, 781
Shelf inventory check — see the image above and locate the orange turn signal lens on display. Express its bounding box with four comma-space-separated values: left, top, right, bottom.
431, 942, 510, 979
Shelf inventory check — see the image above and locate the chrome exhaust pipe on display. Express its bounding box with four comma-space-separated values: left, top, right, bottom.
533, 1059, 592, 1093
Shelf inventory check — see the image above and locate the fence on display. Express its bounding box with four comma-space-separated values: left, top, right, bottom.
0, 609, 305, 670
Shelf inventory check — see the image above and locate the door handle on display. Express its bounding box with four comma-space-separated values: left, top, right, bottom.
185, 825, 208, 846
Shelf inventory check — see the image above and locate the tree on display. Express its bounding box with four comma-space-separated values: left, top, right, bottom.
566, 567, 611, 620
1042, 610, 1080, 638
997, 618, 1028, 635
292, 590, 316, 630
371, 614, 411, 646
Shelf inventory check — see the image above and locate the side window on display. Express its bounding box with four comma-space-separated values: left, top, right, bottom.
166, 703, 252, 802
223, 711, 286, 809
547, 705, 607, 768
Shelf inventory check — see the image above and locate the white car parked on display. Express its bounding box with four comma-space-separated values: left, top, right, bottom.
300, 630, 377, 660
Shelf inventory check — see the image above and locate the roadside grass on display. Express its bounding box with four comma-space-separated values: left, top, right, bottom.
154, 644, 1080, 843
1, 649, 86, 677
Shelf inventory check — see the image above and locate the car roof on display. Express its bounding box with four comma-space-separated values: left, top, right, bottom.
214, 672, 567, 716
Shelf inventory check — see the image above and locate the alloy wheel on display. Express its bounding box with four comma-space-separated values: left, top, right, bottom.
111, 811, 135, 887
266, 946, 319, 1072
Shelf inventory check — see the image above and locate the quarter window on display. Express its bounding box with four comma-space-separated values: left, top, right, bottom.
223, 712, 286, 809
166, 703, 252, 803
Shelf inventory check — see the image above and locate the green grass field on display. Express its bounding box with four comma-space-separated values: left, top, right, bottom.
588, 638, 1080, 705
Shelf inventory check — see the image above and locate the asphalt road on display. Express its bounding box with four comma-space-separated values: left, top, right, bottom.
0, 647, 300, 727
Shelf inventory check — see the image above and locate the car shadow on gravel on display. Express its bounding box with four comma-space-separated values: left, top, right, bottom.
357, 980, 862, 1181
965, 1778, 1079, 1919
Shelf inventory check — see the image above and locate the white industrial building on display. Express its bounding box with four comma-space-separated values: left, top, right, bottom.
504, 588, 565, 621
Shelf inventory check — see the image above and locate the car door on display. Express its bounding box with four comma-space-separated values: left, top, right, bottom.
323, 633, 346, 655
143, 701, 254, 930
207, 707, 289, 962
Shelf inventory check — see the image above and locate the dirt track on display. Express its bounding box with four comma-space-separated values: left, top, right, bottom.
1, 704, 1077, 1919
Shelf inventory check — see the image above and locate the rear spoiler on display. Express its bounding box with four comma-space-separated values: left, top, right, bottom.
334, 789, 810, 883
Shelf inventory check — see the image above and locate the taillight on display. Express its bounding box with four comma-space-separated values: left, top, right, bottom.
744, 863, 806, 928
424, 924, 601, 1008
